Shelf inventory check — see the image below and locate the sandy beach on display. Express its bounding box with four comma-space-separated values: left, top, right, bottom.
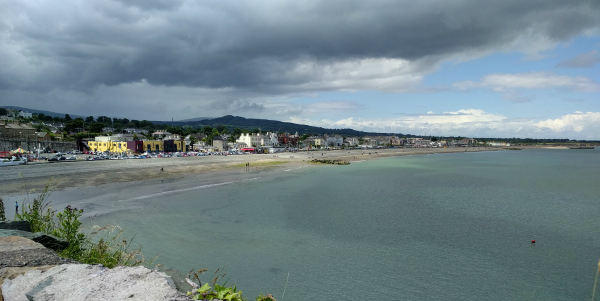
0, 147, 506, 198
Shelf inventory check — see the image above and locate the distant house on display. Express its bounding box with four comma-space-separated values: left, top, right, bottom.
34, 132, 50, 141
122, 128, 147, 135
212, 136, 228, 151
344, 137, 359, 147
278, 132, 299, 147
324, 134, 343, 147
0, 120, 36, 140
152, 131, 171, 138
236, 133, 264, 148
19, 111, 33, 118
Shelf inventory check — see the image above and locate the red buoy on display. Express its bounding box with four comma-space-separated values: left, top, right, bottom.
531, 240, 536, 244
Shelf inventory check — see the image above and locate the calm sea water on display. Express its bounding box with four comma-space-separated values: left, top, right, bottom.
82, 149, 600, 300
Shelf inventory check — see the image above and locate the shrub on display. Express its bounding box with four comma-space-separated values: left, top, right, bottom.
15, 179, 148, 268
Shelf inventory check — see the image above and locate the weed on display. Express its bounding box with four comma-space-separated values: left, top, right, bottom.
69, 225, 151, 268
186, 267, 278, 301
15, 179, 149, 268
593, 258, 600, 301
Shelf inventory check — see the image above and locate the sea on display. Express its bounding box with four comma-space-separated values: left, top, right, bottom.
78, 148, 600, 300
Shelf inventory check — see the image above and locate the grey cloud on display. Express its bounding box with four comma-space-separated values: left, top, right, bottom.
1, 0, 599, 94
557, 50, 600, 68
209, 99, 266, 114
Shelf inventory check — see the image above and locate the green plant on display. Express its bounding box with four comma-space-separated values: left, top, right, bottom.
54, 205, 86, 252
15, 179, 149, 268
68, 225, 150, 268
593, 258, 600, 301
16, 181, 57, 234
188, 283, 244, 301
255, 293, 277, 301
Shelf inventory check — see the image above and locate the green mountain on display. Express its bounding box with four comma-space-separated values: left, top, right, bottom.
152, 115, 403, 136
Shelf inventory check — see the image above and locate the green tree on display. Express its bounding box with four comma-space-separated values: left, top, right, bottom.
90, 122, 105, 133
202, 126, 213, 136
216, 124, 228, 134
65, 120, 84, 133
0, 108, 7, 116
85, 116, 95, 123
140, 120, 153, 128
64, 114, 72, 122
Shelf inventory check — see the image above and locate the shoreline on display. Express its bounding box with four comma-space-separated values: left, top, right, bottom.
0, 146, 507, 198
0, 147, 515, 199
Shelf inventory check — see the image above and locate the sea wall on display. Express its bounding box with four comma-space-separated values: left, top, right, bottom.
0, 138, 77, 153
0, 221, 191, 301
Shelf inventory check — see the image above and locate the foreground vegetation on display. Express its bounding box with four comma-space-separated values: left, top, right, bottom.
12, 180, 146, 268
4, 180, 280, 300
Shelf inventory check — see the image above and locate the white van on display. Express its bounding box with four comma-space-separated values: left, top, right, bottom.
73, 150, 82, 154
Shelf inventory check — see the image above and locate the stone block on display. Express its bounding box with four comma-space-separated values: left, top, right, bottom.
2, 264, 191, 301
0, 221, 32, 232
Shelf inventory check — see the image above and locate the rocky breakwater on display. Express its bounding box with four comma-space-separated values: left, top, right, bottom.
0, 221, 191, 301
310, 159, 350, 165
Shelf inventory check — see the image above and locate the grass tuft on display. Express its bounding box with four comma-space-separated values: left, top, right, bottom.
15, 179, 151, 268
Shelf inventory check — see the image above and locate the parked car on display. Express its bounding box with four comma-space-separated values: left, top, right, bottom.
66, 156, 77, 160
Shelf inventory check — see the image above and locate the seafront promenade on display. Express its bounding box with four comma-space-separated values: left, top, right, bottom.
0, 147, 499, 196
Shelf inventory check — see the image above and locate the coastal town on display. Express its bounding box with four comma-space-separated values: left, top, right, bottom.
1, 108, 504, 159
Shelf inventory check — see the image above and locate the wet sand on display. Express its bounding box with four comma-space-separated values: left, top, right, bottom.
0, 147, 501, 198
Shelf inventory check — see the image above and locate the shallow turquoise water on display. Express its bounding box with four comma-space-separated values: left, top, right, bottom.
83, 149, 600, 300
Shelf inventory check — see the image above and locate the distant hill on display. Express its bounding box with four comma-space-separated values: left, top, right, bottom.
2, 106, 403, 136
152, 115, 403, 136
0, 106, 85, 119
176, 116, 214, 122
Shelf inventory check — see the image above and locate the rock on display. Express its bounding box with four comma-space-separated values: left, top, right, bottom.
2, 264, 192, 301
0, 266, 56, 301
0, 229, 36, 239
0, 237, 76, 269
0, 221, 32, 232
0, 230, 69, 252
30, 234, 69, 252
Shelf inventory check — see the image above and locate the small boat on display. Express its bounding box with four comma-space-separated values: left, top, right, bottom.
0, 156, 28, 167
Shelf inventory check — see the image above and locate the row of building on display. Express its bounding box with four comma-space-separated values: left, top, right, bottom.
1, 119, 499, 154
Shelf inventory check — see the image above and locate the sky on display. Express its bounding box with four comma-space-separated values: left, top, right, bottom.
1, 0, 599, 139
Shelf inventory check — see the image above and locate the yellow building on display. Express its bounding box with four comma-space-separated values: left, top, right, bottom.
88, 138, 183, 153
142, 140, 184, 153
143, 140, 163, 153
87, 141, 129, 153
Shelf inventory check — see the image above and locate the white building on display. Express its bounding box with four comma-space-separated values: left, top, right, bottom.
236, 133, 264, 147
19, 111, 33, 118
344, 137, 359, 146
325, 135, 344, 147
263, 132, 279, 147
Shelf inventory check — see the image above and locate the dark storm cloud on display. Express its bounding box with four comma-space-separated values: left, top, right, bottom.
1, 0, 599, 93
